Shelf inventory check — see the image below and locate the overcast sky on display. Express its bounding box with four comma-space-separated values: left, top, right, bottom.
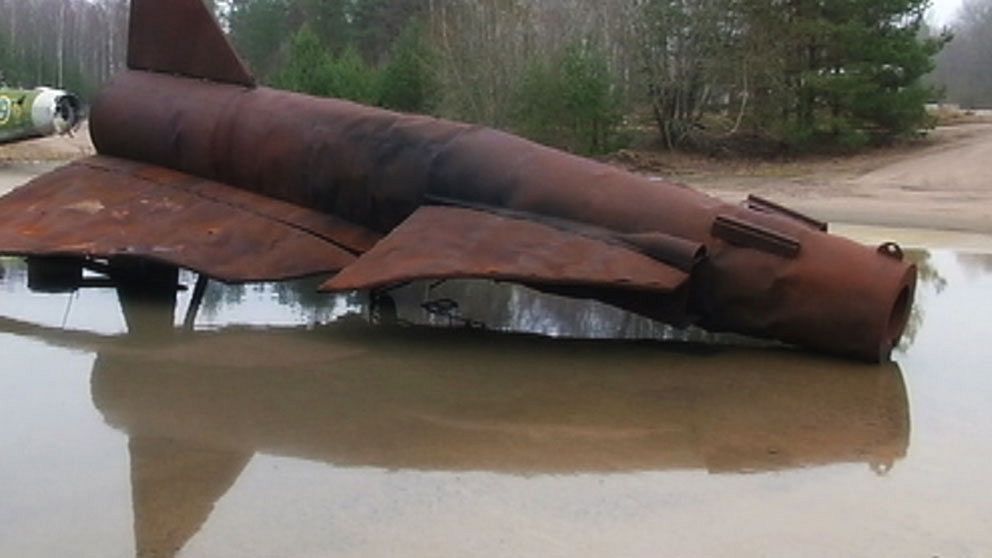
931, 0, 965, 25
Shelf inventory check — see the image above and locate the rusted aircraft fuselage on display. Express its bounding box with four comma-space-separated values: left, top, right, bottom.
88, 68, 916, 361
0, 0, 917, 361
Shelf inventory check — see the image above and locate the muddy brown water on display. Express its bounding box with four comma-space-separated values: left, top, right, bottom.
0, 249, 989, 557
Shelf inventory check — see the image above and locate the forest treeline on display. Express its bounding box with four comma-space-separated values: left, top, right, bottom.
0, 0, 988, 155
225, 0, 949, 154
0, 0, 128, 98
932, 0, 992, 109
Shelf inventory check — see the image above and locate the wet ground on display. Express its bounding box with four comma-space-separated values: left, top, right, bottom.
0, 162, 61, 196
0, 245, 990, 557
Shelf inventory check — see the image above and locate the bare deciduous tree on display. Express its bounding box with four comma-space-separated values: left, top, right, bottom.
933, 0, 992, 108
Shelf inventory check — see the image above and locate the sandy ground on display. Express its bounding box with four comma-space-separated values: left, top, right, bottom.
2, 120, 992, 245
634, 122, 992, 235
0, 122, 95, 163
0, 122, 93, 195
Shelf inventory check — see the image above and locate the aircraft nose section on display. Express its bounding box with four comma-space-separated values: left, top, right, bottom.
700, 220, 918, 362
811, 241, 918, 362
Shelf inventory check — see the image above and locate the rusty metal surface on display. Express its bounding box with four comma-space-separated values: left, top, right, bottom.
128, 0, 255, 87
711, 214, 801, 259
746, 195, 828, 232
83, 67, 916, 360
0, 157, 370, 282
80, 156, 381, 254
322, 206, 690, 295
698, 211, 917, 362
0, 0, 918, 361
422, 194, 707, 272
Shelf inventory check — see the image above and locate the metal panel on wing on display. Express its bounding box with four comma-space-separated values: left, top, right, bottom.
0, 157, 378, 282
322, 206, 693, 294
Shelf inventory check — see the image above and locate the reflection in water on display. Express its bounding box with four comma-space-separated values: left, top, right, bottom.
914, 251, 949, 293
956, 252, 992, 277
13, 297, 907, 557
88, 327, 908, 557
898, 250, 947, 351
0, 257, 915, 558
91, 326, 909, 477
197, 276, 362, 327
388, 279, 769, 346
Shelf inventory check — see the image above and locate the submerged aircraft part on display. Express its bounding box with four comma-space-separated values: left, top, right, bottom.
0, 0, 916, 361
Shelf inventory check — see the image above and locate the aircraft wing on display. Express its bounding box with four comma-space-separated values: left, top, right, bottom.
0, 156, 379, 282
0, 157, 696, 318
322, 206, 695, 304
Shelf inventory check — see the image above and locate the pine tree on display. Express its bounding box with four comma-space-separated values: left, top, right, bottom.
752, 0, 947, 148
512, 41, 622, 155
329, 46, 379, 104
378, 23, 437, 113
933, 0, 992, 108
274, 24, 335, 96
228, 0, 292, 79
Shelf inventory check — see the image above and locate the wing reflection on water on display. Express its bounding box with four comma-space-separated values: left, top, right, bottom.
91, 324, 910, 476
0, 278, 910, 558
88, 323, 907, 557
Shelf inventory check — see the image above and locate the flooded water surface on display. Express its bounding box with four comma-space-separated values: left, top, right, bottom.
0, 249, 990, 557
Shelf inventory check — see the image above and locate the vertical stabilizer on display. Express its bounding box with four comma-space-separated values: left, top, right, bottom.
129, 437, 251, 558
128, 0, 256, 87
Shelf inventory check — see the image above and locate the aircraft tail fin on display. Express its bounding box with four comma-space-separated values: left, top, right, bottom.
128, 0, 255, 87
